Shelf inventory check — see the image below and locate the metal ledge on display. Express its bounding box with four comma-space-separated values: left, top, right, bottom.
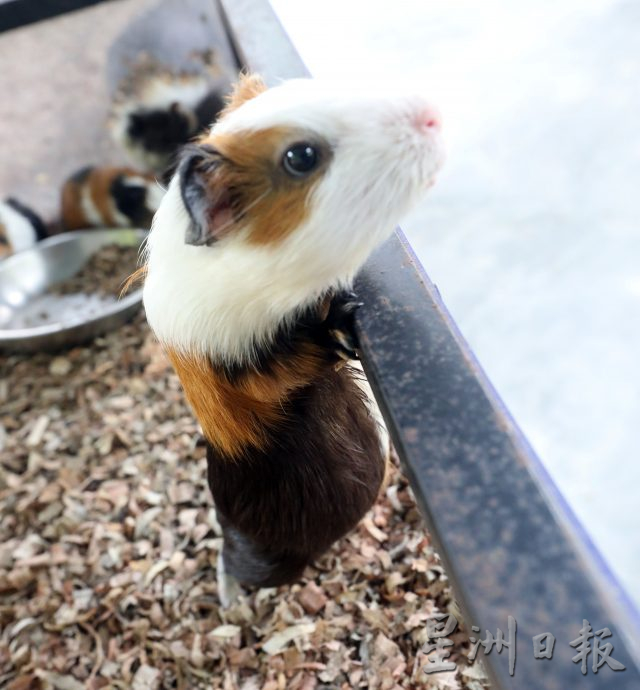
217, 1, 640, 688
0, 0, 118, 33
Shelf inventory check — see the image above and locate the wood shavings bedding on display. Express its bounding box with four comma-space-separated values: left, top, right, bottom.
0, 315, 490, 689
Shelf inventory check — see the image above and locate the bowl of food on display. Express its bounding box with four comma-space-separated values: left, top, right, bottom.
0, 228, 146, 352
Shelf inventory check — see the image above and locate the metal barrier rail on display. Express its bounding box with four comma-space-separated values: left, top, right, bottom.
0, 0, 110, 33
2, 0, 639, 687
217, 2, 640, 689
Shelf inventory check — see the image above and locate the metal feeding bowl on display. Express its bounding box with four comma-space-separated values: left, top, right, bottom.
0, 229, 147, 353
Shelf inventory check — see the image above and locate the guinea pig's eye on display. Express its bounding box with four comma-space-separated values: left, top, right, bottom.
282, 143, 318, 177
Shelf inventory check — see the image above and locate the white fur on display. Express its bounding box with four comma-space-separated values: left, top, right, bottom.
350, 361, 391, 461
113, 176, 165, 227
216, 551, 242, 608
143, 79, 444, 363
0, 201, 38, 252
142, 180, 166, 213
79, 185, 104, 228
124, 76, 212, 112
110, 205, 130, 228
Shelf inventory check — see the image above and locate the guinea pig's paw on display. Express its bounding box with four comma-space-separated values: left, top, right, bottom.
324, 291, 364, 361
216, 552, 243, 608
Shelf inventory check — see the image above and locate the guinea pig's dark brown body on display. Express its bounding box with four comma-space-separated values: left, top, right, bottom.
167, 294, 386, 587
208, 363, 384, 587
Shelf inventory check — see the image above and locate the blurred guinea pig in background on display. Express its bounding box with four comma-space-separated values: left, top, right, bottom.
0, 198, 47, 259
0, 0, 238, 262
109, 71, 227, 177
60, 166, 164, 231
106, 0, 237, 177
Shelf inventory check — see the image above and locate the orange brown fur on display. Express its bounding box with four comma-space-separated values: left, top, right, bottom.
0, 221, 11, 259
61, 167, 155, 230
88, 168, 119, 225
167, 340, 329, 459
121, 264, 148, 297
220, 73, 268, 118
198, 127, 322, 245
61, 180, 87, 231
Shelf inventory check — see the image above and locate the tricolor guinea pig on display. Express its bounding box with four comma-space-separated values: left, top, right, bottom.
106, 0, 236, 176
142, 74, 444, 598
0, 198, 47, 259
110, 74, 227, 176
61, 166, 164, 231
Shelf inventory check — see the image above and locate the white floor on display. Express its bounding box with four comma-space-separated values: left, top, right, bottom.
270, 0, 640, 609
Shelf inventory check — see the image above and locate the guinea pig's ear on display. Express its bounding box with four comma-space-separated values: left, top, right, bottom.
179, 147, 234, 246
221, 73, 268, 116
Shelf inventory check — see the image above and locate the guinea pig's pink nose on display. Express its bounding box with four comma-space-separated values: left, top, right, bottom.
413, 105, 442, 132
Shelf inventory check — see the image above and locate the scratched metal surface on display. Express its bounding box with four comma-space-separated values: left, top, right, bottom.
354, 231, 640, 689
215, 0, 640, 688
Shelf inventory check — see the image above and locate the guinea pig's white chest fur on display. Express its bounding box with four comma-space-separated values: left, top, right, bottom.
143, 76, 443, 363
145, 177, 388, 362
145, 179, 323, 361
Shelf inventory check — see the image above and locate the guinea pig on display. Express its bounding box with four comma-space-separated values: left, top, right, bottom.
0, 198, 47, 259
142, 74, 444, 599
61, 166, 164, 231
110, 74, 227, 175
106, 0, 236, 175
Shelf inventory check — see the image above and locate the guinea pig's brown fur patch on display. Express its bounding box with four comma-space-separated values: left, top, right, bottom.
206, 362, 388, 586
88, 168, 120, 226
62, 166, 155, 230
121, 264, 148, 297
220, 73, 268, 117
197, 127, 326, 246
167, 340, 328, 459
61, 177, 88, 231
0, 221, 12, 259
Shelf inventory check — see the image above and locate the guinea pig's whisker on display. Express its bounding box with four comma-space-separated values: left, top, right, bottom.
137, 235, 150, 263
